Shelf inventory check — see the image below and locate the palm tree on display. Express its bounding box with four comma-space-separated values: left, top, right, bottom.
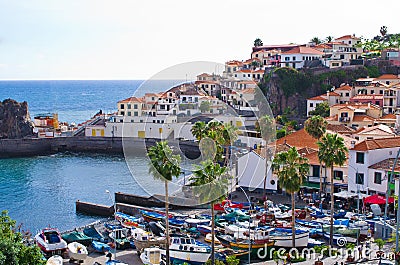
304, 115, 327, 199
256, 115, 276, 208
317, 134, 347, 247
220, 123, 238, 166
272, 147, 309, 248
148, 141, 181, 265
325, 36, 334, 43
254, 38, 263, 47
310, 37, 322, 45
191, 160, 228, 265
191, 121, 207, 140
380, 26, 388, 38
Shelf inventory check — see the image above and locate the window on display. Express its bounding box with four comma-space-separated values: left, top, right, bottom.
134, 104, 138, 109
334, 170, 343, 180
127, 111, 131, 116
312, 165, 320, 178
292, 56, 296, 61
356, 173, 364, 185
134, 112, 138, 117
120, 111, 125, 115
374, 172, 382, 184
120, 104, 125, 109
356, 152, 365, 164
285, 57, 290, 61
380, 90, 383, 94
310, 103, 314, 107
127, 104, 131, 109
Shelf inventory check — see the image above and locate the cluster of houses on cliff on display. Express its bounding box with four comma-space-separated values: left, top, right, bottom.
35, 33, 400, 199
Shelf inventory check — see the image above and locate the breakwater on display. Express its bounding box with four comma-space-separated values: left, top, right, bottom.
0, 137, 200, 158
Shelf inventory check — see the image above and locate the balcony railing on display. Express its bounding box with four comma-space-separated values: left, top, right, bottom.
339, 117, 350, 122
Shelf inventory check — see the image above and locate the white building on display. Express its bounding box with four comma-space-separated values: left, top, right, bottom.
280, 46, 324, 69
237, 151, 277, 191
348, 137, 400, 195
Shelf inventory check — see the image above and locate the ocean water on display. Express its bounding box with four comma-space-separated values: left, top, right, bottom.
0, 80, 183, 233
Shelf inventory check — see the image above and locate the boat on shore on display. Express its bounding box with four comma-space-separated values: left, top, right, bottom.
131, 227, 166, 254
167, 235, 211, 265
46, 255, 63, 265
92, 240, 111, 253
268, 228, 309, 247
67, 242, 88, 262
140, 247, 165, 265
62, 230, 92, 246
35, 228, 67, 257
109, 229, 130, 249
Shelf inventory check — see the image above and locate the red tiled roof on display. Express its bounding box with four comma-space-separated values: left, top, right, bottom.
351, 137, 400, 151
241, 88, 255, 94
326, 124, 355, 134
282, 46, 324, 55
335, 35, 360, 40
379, 113, 396, 120
369, 158, 400, 172
331, 102, 381, 110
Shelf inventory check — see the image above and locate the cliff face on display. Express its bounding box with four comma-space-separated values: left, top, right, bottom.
0, 99, 33, 139
261, 66, 371, 119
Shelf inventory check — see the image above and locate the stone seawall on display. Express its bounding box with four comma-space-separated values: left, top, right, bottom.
0, 137, 200, 158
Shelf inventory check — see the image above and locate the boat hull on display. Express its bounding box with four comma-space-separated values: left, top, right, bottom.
269, 229, 309, 248
169, 249, 211, 265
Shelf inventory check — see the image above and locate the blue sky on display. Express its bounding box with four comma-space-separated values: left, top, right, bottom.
1, 0, 399, 80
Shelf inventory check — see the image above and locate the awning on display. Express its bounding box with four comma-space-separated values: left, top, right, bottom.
334, 190, 357, 199
363, 194, 394, 204
301, 181, 320, 189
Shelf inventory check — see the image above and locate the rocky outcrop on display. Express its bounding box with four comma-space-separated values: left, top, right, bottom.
0, 99, 33, 139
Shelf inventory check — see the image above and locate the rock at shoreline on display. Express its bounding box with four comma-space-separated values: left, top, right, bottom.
0, 99, 34, 139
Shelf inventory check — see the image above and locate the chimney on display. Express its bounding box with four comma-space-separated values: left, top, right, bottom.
327, 90, 330, 98
350, 141, 356, 149
368, 102, 370, 108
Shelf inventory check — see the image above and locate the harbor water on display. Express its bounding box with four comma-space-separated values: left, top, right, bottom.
0, 80, 182, 233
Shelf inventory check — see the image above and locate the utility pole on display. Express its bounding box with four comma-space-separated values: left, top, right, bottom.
384, 149, 400, 238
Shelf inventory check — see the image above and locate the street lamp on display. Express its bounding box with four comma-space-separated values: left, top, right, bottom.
236, 185, 252, 264
106, 190, 117, 259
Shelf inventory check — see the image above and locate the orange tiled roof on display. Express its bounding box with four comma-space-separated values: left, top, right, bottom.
335, 35, 360, 40
378, 113, 396, 120
275, 128, 319, 150
308, 95, 327, 101
241, 88, 255, 94
351, 137, 400, 151
281, 46, 324, 55
335, 85, 353, 91
331, 102, 381, 110
352, 115, 375, 122
374, 74, 399, 80
118, 96, 144, 103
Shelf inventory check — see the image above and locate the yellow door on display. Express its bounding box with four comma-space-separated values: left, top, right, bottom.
100, 129, 104, 136
159, 128, 163, 134
236, 121, 242, 127
92, 129, 96, 136
138, 131, 145, 138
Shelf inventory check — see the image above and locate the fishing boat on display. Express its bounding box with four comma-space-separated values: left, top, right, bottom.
67, 242, 88, 263
62, 230, 92, 246
46, 255, 63, 265
92, 240, 111, 253
109, 229, 130, 249
35, 228, 67, 257
141, 210, 165, 222
131, 227, 166, 254
115, 212, 140, 228
167, 236, 211, 265
215, 247, 250, 261
268, 228, 309, 247
83, 225, 107, 242
185, 218, 211, 227
197, 225, 211, 235
140, 247, 165, 265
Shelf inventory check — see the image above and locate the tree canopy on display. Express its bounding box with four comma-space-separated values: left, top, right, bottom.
0, 210, 46, 265
309, 101, 330, 118
254, 38, 263, 47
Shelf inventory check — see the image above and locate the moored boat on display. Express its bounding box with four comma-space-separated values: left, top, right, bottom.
62, 230, 92, 246
167, 236, 211, 265
92, 240, 111, 253
35, 228, 67, 257
109, 229, 130, 249
140, 247, 165, 265
131, 227, 166, 254
205, 233, 221, 244
268, 228, 309, 247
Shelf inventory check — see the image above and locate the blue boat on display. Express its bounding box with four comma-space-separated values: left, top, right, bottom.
83, 226, 107, 242
92, 241, 111, 253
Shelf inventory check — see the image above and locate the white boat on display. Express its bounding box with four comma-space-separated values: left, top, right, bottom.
131, 228, 166, 253
205, 233, 221, 244
140, 247, 165, 265
35, 228, 67, 257
168, 236, 211, 265
67, 242, 88, 262
268, 228, 309, 247
46, 255, 63, 265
